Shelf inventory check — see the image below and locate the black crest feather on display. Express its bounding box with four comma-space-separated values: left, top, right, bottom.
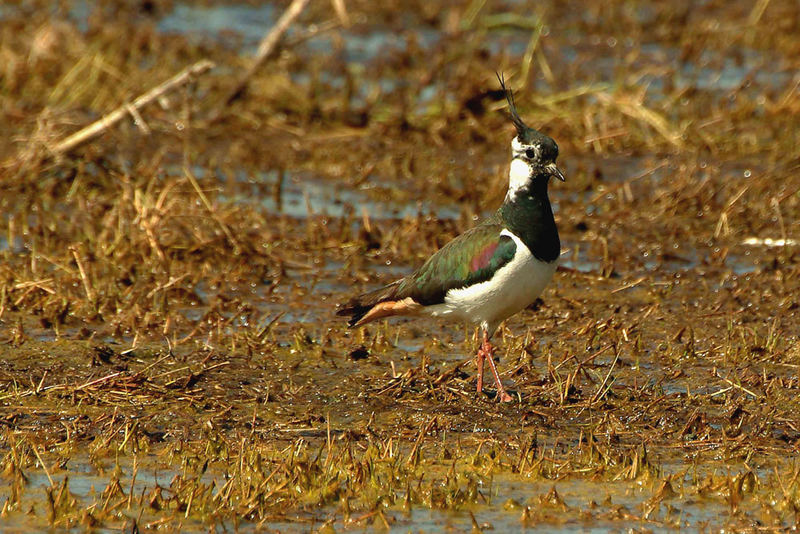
496, 72, 527, 135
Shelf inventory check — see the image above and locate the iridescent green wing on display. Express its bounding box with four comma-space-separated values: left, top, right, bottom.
397, 216, 516, 305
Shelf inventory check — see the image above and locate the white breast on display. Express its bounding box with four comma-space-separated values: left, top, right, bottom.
425, 230, 557, 335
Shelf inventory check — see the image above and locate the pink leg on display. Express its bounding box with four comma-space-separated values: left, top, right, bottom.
476, 343, 486, 394
477, 330, 514, 402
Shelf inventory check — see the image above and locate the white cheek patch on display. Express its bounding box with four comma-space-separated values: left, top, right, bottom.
506, 158, 532, 201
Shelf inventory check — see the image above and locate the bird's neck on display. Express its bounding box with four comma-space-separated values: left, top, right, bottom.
499, 171, 560, 263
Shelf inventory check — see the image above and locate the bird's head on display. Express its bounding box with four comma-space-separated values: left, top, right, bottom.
497, 74, 564, 200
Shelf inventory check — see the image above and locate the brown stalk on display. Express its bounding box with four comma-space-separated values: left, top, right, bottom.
32, 444, 55, 488
406, 417, 436, 466
224, 0, 312, 106
70, 246, 96, 304
51, 60, 215, 157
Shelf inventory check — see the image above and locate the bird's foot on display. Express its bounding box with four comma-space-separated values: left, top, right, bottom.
496, 389, 514, 403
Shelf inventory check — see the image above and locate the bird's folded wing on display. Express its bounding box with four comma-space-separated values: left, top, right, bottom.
396, 218, 517, 306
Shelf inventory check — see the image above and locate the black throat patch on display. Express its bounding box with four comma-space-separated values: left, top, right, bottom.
498, 175, 560, 263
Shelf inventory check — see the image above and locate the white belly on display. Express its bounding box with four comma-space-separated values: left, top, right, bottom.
425, 231, 557, 334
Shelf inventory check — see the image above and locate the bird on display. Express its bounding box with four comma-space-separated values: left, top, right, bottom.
337, 74, 564, 402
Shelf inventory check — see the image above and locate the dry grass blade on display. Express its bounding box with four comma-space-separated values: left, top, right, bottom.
224, 0, 312, 105
597, 91, 683, 148
50, 60, 215, 157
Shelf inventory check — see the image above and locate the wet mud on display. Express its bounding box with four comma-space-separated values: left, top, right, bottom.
2, 0, 800, 531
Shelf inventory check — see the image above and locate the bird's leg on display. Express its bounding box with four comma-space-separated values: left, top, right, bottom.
476, 338, 486, 394
477, 330, 513, 402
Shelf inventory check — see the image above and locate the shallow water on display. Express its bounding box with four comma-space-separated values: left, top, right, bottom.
158, 3, 277, 48
6, 457, 746, 532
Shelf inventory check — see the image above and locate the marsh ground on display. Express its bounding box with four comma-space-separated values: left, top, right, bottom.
2, 0, 800, 531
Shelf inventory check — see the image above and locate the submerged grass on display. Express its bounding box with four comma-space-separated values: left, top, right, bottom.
2, 0, 800, 530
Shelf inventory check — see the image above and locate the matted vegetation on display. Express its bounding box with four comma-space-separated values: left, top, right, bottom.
2, 0, 800, 531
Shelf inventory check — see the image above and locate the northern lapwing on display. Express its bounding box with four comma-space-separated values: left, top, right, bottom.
337, 75, 563, 402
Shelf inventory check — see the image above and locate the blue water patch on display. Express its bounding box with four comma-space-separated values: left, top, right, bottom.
213, 169, 460, 221
0, 234, 24, 254
158, 3, 276, 49
302, 25, 441, 64
67, 0, 91, 33
269, 173, 461, 220
154, 2, 444, 63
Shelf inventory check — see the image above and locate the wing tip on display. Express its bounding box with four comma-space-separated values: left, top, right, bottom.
337, 298, 422, 327
336, 304, 370, 327
336, 280, 406, 327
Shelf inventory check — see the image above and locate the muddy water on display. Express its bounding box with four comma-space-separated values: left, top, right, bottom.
7, 455, 752, 532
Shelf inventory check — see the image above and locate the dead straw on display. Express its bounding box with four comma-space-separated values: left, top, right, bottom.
51, 60, 215, 156
224, 0, 312, 106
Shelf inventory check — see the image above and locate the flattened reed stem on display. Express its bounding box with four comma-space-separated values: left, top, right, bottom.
51, 60, 215, 156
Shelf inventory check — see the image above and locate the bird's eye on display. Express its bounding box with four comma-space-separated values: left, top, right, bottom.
525, 148, 536, 159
